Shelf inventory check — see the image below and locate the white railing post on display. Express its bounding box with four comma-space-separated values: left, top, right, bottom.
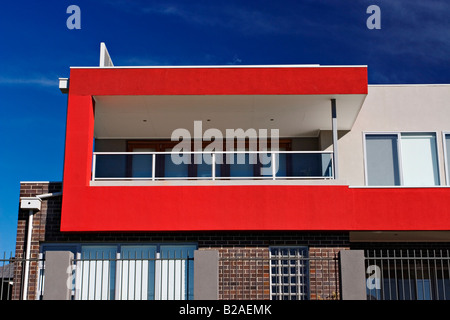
271, 152, 276, 180
152, 153, 156, 181
331, 152, 335, 179
92, 153, 97, 181
212, 153, 216, 181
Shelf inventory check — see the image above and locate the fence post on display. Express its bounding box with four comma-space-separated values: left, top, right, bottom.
194, 250, 219, 300
43, 251, 73, 300
339, 250, 367, 300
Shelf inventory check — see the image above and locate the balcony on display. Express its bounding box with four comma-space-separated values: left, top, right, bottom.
60, 65, 371, 231
91, 150, 334, 184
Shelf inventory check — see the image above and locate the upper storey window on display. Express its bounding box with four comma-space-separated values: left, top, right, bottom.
444, 133, 450, 186
364, 133, 440, 186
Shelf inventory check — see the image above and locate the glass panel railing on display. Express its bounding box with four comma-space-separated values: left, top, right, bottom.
92, 151, 334, 181
94, 153, 153, 179
131, 154, 153, 178
156, 154, 189, 178
276, 152, 333, 178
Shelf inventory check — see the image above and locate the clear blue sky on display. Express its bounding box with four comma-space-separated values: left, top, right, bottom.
0, 0, 449, 254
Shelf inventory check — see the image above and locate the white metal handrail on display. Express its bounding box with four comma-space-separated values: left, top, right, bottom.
93, 150, 333, 155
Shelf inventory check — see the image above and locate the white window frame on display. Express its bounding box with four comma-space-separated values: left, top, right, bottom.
363, 131, 441, 187
443, 132, 450, 186
269, 246, 309, 300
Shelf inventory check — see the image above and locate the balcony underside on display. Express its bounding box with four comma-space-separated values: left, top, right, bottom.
93, 94, 366, 139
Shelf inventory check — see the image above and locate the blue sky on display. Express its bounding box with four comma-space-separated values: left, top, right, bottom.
0, 0, 449, 254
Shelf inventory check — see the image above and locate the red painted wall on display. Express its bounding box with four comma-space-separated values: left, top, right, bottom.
60, 185, 450, 232
60, 66, 450, 232
68, 66, 368, 96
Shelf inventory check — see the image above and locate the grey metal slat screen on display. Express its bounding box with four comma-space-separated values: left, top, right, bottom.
365, 249, 450, 300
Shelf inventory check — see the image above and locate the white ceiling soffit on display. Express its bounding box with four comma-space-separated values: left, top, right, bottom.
93, 94, 366, 139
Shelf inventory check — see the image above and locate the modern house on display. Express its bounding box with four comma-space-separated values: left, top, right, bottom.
13, 44, 450, 300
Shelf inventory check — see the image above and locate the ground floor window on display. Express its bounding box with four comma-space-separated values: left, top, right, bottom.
270, 247, 309, 300
41, 243, 195, 300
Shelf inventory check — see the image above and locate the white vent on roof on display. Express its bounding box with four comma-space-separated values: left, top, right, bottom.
100, 42, 114, 67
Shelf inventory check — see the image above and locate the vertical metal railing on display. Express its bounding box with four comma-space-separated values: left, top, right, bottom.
365, 249, 450, 300
0, 252, 45, 300
71, 253, 194, 300
0, 252, 14, 300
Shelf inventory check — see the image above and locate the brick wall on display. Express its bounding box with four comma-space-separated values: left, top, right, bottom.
215, 247, 270, 300
202, 246, 346, 300
196, 235, 348, 300
14, 181, 350, 300
309, 247, 344, 300
13, 182, 63, 300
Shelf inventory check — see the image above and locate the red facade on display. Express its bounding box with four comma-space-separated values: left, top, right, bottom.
60, 66, 450, 232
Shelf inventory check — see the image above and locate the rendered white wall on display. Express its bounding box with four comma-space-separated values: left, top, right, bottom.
338, 85, 450, 186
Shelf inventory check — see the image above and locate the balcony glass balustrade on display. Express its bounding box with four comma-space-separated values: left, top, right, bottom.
92, 151, 334, 181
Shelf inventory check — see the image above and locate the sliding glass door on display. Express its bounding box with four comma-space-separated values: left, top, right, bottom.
118, 245, 157, 300
77, 246, 117, 300
156, 245, 195, 300
72, 244, 195, 300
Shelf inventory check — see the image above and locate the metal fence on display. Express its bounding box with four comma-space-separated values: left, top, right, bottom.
219, 252, 340, 300
2, 252, 194, 300
0, 253, 14, 300
0, 253, 45, 300
14, 248, 450, 301
365, 249, 450, 300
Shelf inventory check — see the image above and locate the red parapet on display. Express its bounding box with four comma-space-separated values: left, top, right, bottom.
68, 66, 368, 96
60, 184, 450, 232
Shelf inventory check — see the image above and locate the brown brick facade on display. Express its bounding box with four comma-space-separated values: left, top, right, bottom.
13, 182, 63, 300
215, 247, 270, 300
309, 247, 343, 300
14, 181, 351, 300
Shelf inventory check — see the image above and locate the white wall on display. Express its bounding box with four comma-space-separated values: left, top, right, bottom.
338, 84, 450, 186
